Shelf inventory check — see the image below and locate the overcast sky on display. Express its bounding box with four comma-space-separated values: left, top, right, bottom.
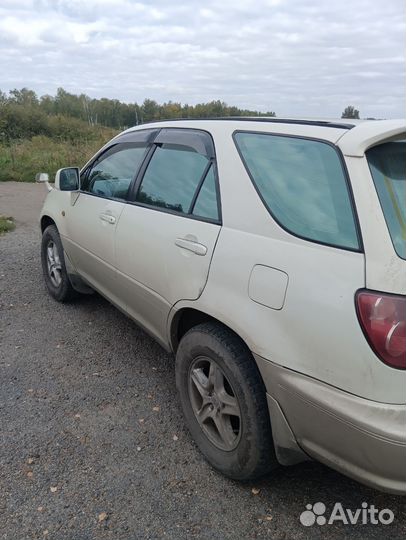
0, 0, 404, 118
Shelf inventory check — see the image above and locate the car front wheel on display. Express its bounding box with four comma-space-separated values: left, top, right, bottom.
176, 321, 278, 480
41, 224, 77, 302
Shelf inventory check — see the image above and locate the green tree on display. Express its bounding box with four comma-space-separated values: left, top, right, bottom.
9, 88, 39, 107
141, 99, 159, 122
0, 90, 8, 106
341, 105, 360, 119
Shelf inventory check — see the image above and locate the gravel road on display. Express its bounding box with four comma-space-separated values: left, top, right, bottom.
0, 182, 405, 540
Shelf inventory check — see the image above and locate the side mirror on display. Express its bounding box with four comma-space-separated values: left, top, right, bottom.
55, 167, 80, 191
35, 172, 49, 183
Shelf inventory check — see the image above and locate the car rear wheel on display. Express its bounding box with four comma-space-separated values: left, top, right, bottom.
41, 224, 77, 302
176, 321, 278, 480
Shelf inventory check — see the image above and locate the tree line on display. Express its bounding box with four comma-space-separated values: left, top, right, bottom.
0, 87, 276, 143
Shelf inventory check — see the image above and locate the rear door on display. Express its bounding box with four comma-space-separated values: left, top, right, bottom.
63, 130, 156, 303
115, 128, 222, 343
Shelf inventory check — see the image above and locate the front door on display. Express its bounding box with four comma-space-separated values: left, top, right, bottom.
64, 139, 150, 303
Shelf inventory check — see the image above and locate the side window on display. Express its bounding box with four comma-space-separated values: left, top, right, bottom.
234, 132, 360, 250
136, 144, 211, 214
83, 144, 147, 200
192, 166, 219, 221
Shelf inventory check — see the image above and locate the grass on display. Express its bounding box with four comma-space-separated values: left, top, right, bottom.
0, 131, 117, 183
0, 215, 15, 234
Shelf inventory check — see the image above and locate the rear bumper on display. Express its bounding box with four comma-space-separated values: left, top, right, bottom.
254, 355, 406, 495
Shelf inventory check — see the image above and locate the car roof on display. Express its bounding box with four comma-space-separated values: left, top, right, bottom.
122, 117, 405, 154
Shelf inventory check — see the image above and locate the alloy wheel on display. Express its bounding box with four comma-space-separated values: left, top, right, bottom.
188, 356, 242, 451
46, 240, 62, 287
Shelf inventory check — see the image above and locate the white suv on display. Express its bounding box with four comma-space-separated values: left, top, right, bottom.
38, 118, 406, 494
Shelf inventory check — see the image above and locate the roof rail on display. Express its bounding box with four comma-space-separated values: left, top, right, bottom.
136, 117, 355, 130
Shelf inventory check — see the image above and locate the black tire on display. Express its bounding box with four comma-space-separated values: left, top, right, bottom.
41, 224, 77, 302
176, 321, 278, 480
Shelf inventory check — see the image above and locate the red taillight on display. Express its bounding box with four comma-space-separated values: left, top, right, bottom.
356, 290, 406, 369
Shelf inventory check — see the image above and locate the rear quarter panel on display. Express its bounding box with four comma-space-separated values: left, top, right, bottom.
172, 124, 406, 404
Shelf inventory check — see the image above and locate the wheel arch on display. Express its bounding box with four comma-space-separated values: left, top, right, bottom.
40, 215, 56, 233
170, 306, 252, 356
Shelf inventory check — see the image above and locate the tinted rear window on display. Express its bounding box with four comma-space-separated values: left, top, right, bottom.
366, 141, 406, 260
234, 132, 360, 250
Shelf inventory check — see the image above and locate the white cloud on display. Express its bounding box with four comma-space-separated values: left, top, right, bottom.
0, 0, 404, 117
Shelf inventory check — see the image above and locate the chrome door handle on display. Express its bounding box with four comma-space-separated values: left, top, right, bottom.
175, 238, 207, 256
99, 213, 116, 224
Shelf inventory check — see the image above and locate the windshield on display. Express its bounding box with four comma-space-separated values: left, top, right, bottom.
366, 141, 406, 260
